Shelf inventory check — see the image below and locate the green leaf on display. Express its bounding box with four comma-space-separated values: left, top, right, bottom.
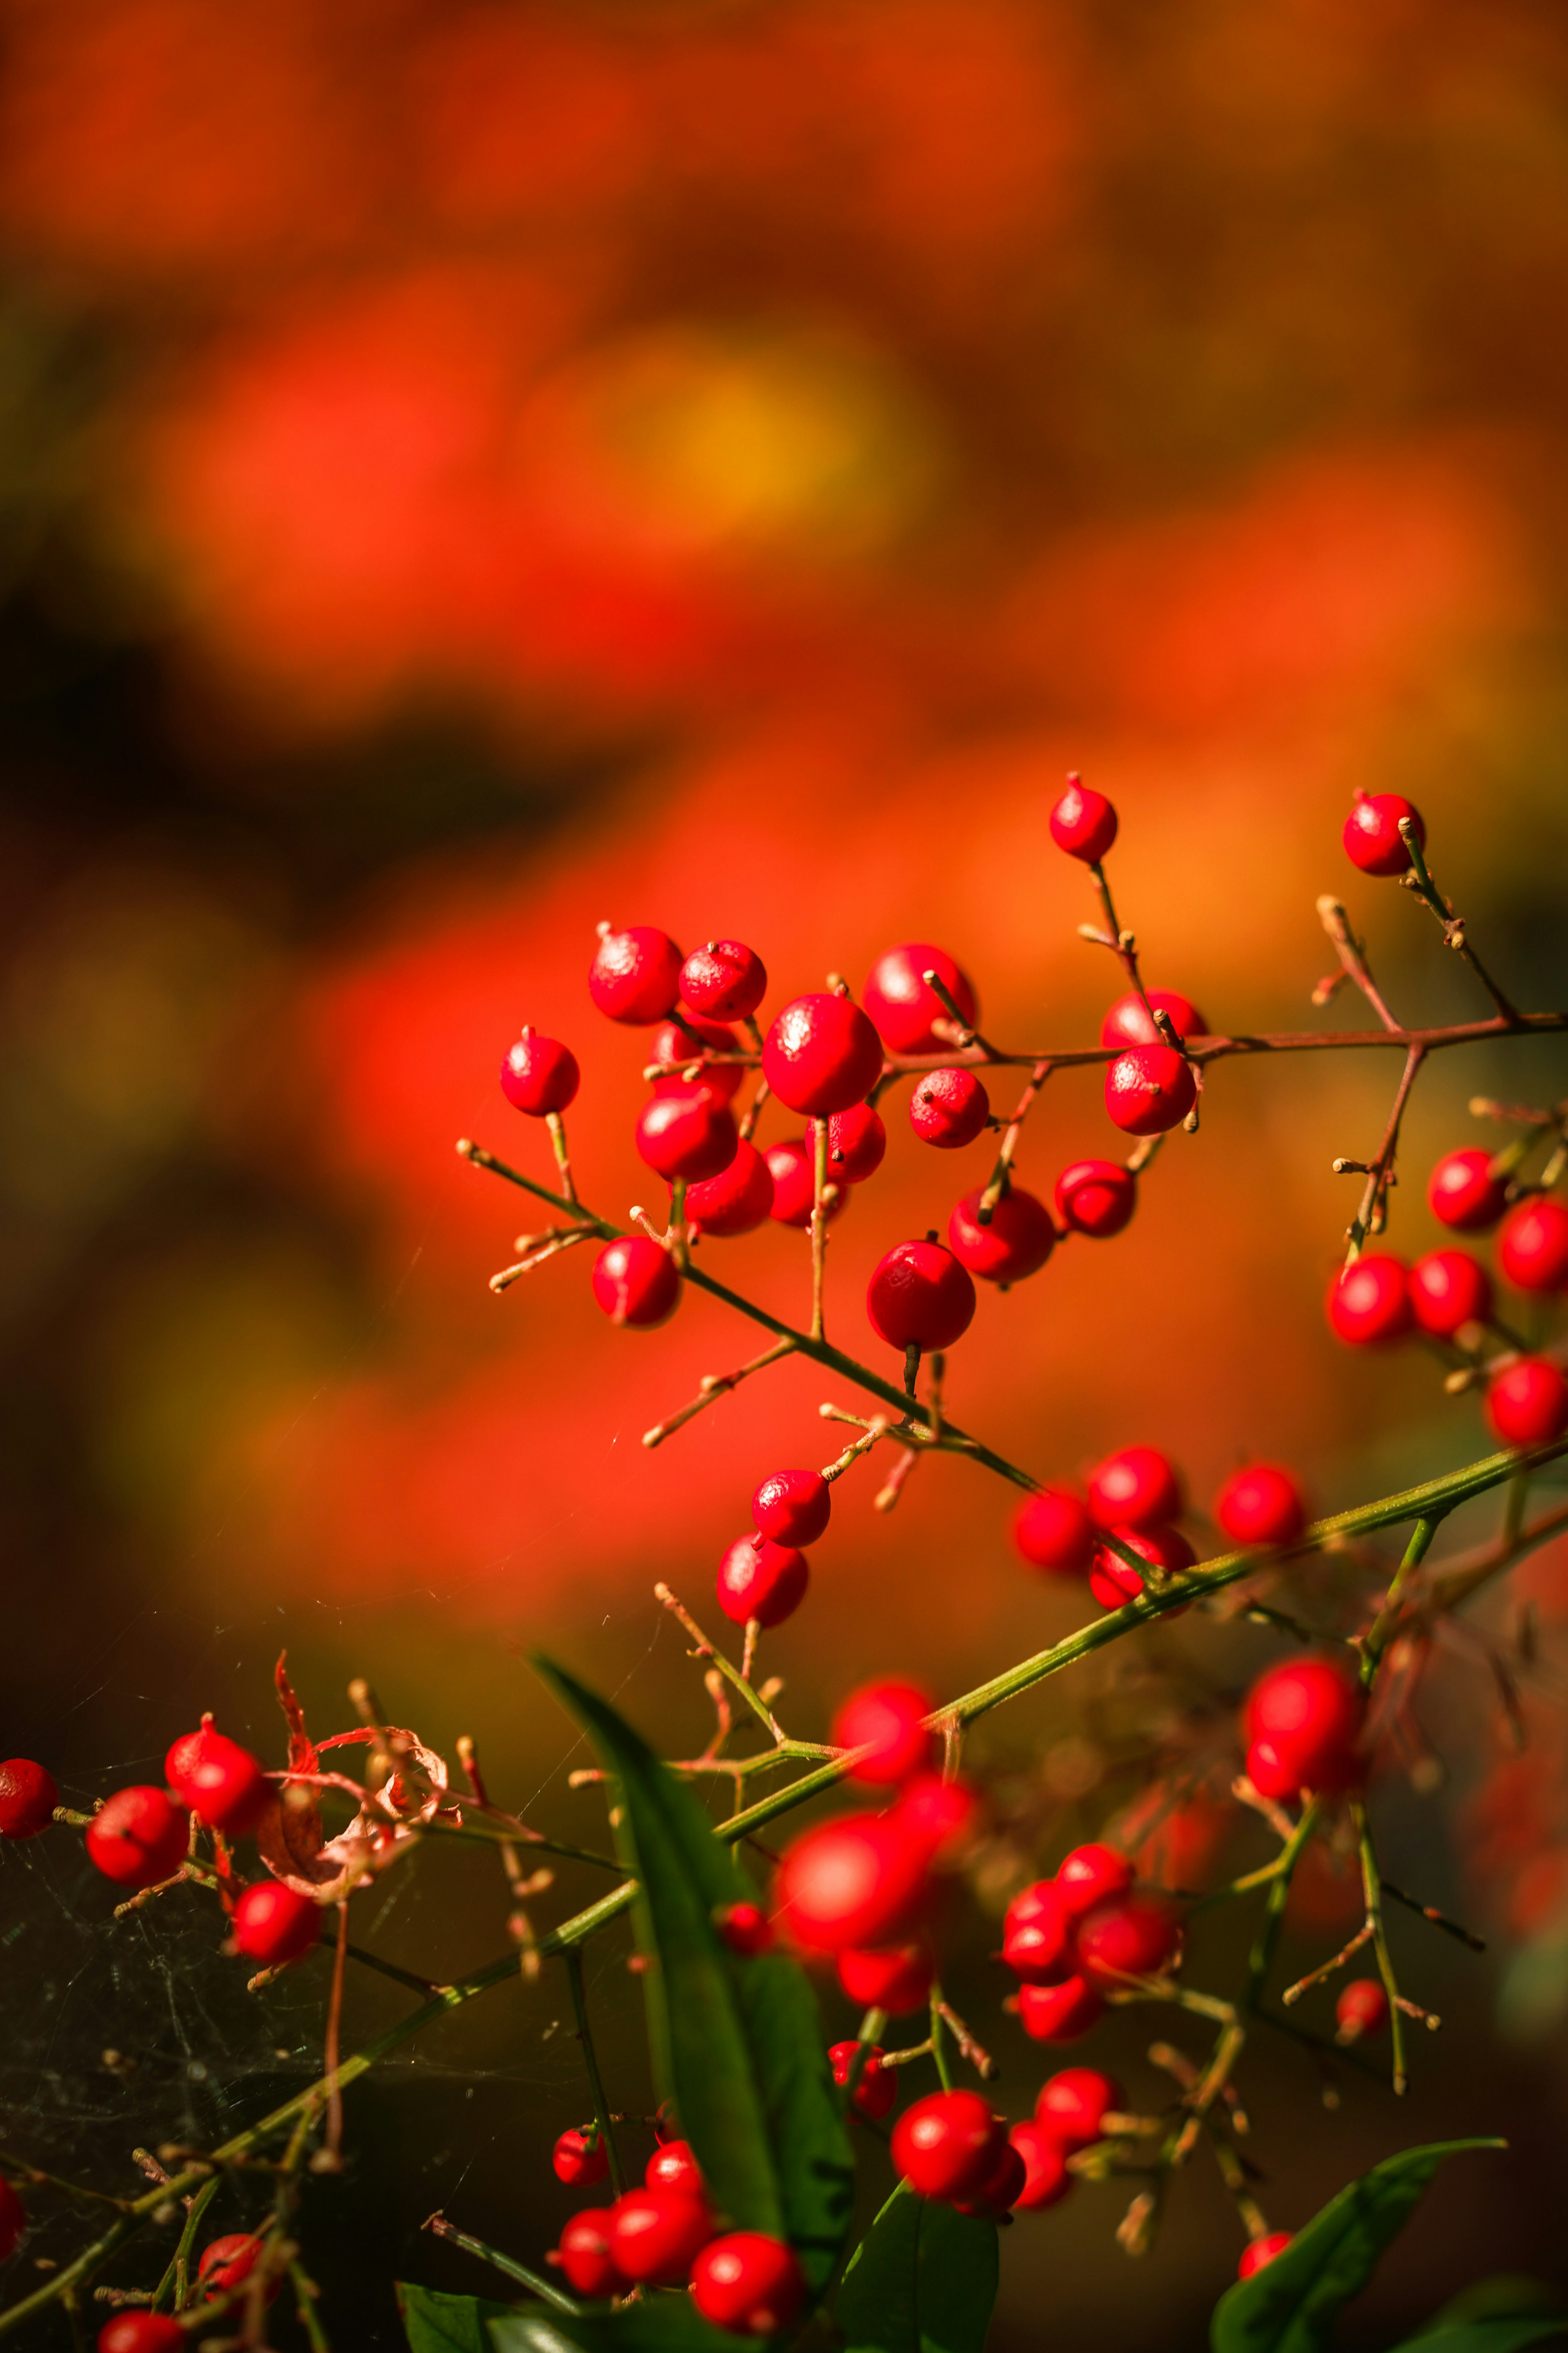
1210, 2139, 1507, 2353
397, 2283, 517, 2353
491, 2304, 747, 2353
1388, 2323, 1568, 2353
835, 2182, 999, 2353
533, 1658, 854, 2289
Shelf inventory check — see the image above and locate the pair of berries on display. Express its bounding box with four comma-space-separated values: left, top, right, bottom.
942, 1157, 1139, 1293
587, 930, 769, 1029
1243, 1657, 1365, 1802
1011, 1446, 1198, 1584
1000, 2065, 1126, 2214
773, 1777, 976, 1955
86, 1717, 276, 1892
714, 1468, 834, 1630
96, 2237, 272, 2349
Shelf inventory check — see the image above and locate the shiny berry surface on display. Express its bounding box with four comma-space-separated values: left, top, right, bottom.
1011, 1487, 1095, 1575
1071, 1889, 1181, 1984
1214, 1465, 1307, 1549
553, 2128, 608, 2186
98, 2317, 186, 2353
591, 1237, 680, 1329
1035, 2067, 1123, 2150
0, 1757, 58, 1839
686, 1141, 775, 1237
85, 1786, 187, 1890
1089, 1523, 1196, 1608
1326, 1254, 1411, 1345
1049, 777, 1118, 863
1099, 988, 1207, 1049
588, 926, 684, 1024
198, 2234, 267, 2295
1408, 1248, 1492, 1338
862, 943, 977, 1055
825, 1104, 886, 1184
165, 1730, 271, 1836
716, 1535, 808, 1628
650, 1016, 743, 1103
1001, 1880, 1069, 1982
691, 2233, 805, 2337
1342, 790, 1424, 876
891, 2090, 1003, 2201
645, 2139, 704, 2197
948, 1186, 1055, 1284
1057, 1844, 1135, 1918
1487, 1356, 1568, 1447
751, 1468, 831, 1547
606, 2186, 713, 2287
634, 1086, 738, 1183
501, 1028, 580, 1116
557, 2210, 623, 2298
1054, 1158, 1137, 1239
909, 1067, 989, 1149
1104, 1044, 1196, 1136
829, 2039, 898, 2119
762, 994, 883, 1117
865, 1239, 976, 1352
836, 1941, 934, 2014
1008, 2121, 1072, 2210
775, 1813, 929, 1952
232, 1881, 322, 1966
1238, 2231, 1294, 2279
832, 1681, 934, 1787
1428, 1146, 1507, 1231
1016, 1975, 1104, 2042
1088, 1445, 1182, 1532
1243, 1658, 1365, 1794
1498, 1198, 1568, 1291
679, 939, 767, 1022
1336, 1977, 1390, 2039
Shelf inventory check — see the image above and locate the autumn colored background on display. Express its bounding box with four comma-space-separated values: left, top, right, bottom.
4, 2, 1568, 2345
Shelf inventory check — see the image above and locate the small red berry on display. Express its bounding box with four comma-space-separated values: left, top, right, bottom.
836, 1941, 934, 2015
1105, 1046, 1196, 1136
1335, 1978, 1390, 2040
556, 2210, 624, 2298
1088, 1445, 1182, 1532
1408, 1248, 1492, 1338
1071, 1890, 1181, 1985
1035, 2067, 1122, 2150
1244, 1740, 1301, 1802
775, 1814, 929, 1953
165, 1731, 271, 1838
1428, 1146, 1507, 1232
85, 1787, 187, 1891
0, 2179, 24, 2262
832, 1682, 935, 1788
1326, 1254, 1411, 1346
1057, 1845, 1135, 1919
1016, 1975, 1103, 2043
764, 1138, 846, 1229
1498, 1199, 1568, 1292
716, 1535, 808, 1628
895, 1773, 980, 1864
1487, 1357, 1568, 1447
1238, 2231, 1294, 2279
607, 2187, 713, 2287
715, 1901, 775, 1956
645, 2140, 705, 2198
866, 1239, 976, 1352
1214, 1465, 1307, 1549
500, 1028, 580, 1117
198, 2235, 270, 2297
1011, 1488, 1095, 1575
1089, 1524, 1196, 1609
891, 2091, 1004, 2202
651, 1017, 744, 1104
691, 2233, 805, 2337
751, 1468, 831, 1547
0, 1758, 58, 1839
1054, 1158, 1136, 1240
1007, 2122, 1072, 2211
863, 945, 978, 1056
98, 2317, 186, 2353
592, 1237, 680, 1329
680, 939, 767, 1023
554, 2128, 608, 2187
1001, 1880, 1069, 1983
589, 926, 684, 1024
953, 2137, 1028, 2218
231, 1882, 322, 1967
909, 1069, 989, 1150
635, 1087, 739, 1183
1100, 989, 1207, 1050
686, 1142, 775, 1238
762, 995, 883, 1117
829, 2040, 898, 2120
1343, 790, 1424, 877
948, 1187, 1055, 1284
825, 1104, 886, 1184
1243, 1658, 1365, 1795
1049, 776, 1118, 863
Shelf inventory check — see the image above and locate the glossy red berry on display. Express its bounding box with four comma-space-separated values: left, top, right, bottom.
198, 2234, 268, 2296
501, 1028, 580, 1118
98, 2316, 186, 2353
752, 1468, 831, 1548
554, 2128, 608, 2187
1238, 2231, 1294, 2279
1016, 1976, 1103, 2043
891, 2091, 1004, 2202
1343, 790, 1424, 877
1214, 1465, 1307, 1549
1428, 1146, 1508, 1232
1001, 1880, 1069, 1983
589, 926, 684, 1024
1487, 1357, 1568, 1447
1408, 1248, 1492, 1338
646, 2140, 705, 2197
556, 2210, 624, 2298
165, 1731, 271, 1837
686, 1142, 775, 1238
232, 1882, 322, 1966
1243, 1658, 1365, 1795
1008, 2122, 1072, 2211
1049, 776, 1117, 863
1011, 1488, 1095, 1575
863, 945, 978, 1056
829, 2040, 898, 2120
909, 1068, 989, 1149
1088, 1445, 1181, 1532
866, 1240, 976, 1352
607, 2187, 713, 2287
894, 1773, 980, 1862
690, 2233, 805, 2336
836, 1941, 934, 2015
715, 1901, 775, 1956
1058, 1846, 1135, 1919
775, 1814, 929, 1953
1071, 1889, 1181, 1985
1335, 1978, 1390, 2040
1100, 989, 1207, 1050
953, 2137, 1028, 2218
0, 1758, 58, 1839
680, 939, 767, 1023
832, 1682, 934, 1787
825, 1104, 886, 1184
1326, 1254, 1410, 1345
1498, 1198, 1568, 1291
1035, 2067, 1123, 2150
764, 1139, 846, 1229
85, 1787, 187, 1890
1054, 1158, 1136, 1239
592, 1237, 680, 1329
1090, 1524, 1196, 1608
0, 2179, 24, 2262
948, 1187, 1055, 1284
635, 1087, 738, 1184
762, 995, 882, 1117
716, 1536, 808, 1629
1105, 1045, 1196, 1136
651, 1017, 743, 1104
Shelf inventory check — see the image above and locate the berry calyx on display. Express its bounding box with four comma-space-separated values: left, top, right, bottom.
691, 2233, 805, 2337
774, 1813, 929, 1952
0, 2179, 24, 2262
198, 2235, 269, 2296
1049, 777, 1118, 864
501, 1028, 580, 1117
554, 2128, 608, 2186
0, 1758, 58, 1839
606, 2187, 714, 2286
231, 1882, 322, 1967
1089, 1523, 1196, 1608
85, 1787, 188, 1890
764, 1138, 846, 1229
686, 1142, 775, 1238
762, 995, 883, 1117
831, 1681, 935, 1787
1054, 1158, 1136, 1240
1428, 1146, 1507, 1232
556, 2210, 624, 2298
1487, 1357, 1568, 1447
591, 1238, 680, 1329
646, 2140, 705, 2198
891, 2090, 1004, 2202
715, 1901, 775, 1956
651, 1017, 744, 1104
1214, 1465, 1307, 1549
98, 2316, 186, 2353
866, 1240, 976, 1352
588, 926, 684, 1024
1342, 790, 1424, 877
1243, 1657, 1365, 1796
829, 2039, 898, 2120
1016, 1976, 1103, 2043
1105, 1045, 1196, 1137
948, 1187, 1055, 1284
1326, 1254, 1411, 1346
1007, 2121, 1072, 2211
716, 1536, 808, 1628
825, 1104, 886, 1184
1408, 1248, 1492, 1338
1071, 1889, 1181, 1985
165, 1730, 272, 1837
836, 1941, 934, 2015
1011, 1488, 1095, 1575
1035, 2067, 1123, 2150
1238, 2231, 1294, 2279
1100, 989, 1207, 1050
863, 944, 978, 1056
1498, 1198, 1568, 1292
1335, 1977, 1390, 2041
680, 939, 767, 1023
635, 1087, 739, 1183
1057, 1845, 1134, 1918
1001, 1880, 1069, 1983
751, 1468, 831, 1548
909, 1068, 990, 1150
1088, 1445, 1182, 1532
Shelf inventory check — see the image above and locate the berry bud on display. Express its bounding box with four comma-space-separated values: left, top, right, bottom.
680, 939, 767, 1023
165, 1731, 272, 1837
0, 1758, 58, 1840
1326, 1255, 1411, 1346
764, 1138, 847, 1229
645, 2140, 704, 2198
1011, 1488, 1095, 1575
716, 1535, 808, 1628
1498, 1198, 1568, 1292
232, 1882, 322, 1967
1100, 990, 1207, 1050
1342, 790, 1424, 877
775, 1814, 929, 1952
651, 1017, 743, 1104
1049, 777, 1118, 863
715, 1901, 775, 1956
554, 2129, 608, 2187
1335, 1977, 1390, 2041
635, 1087, 738, 1183
98, 2317, 186, 2353
592, 1237, 680, 1329
1238, 2231, 1294, 2279
686, 1142, 775, 1238
751, 1468, 831, 1547
1089, 1524, 1196, 1609
1408, 1248, 1492, 1338
1016, 1975, 1103, 2043
891, 2090, 1004, 2201
501, 1029, 580, 1117
1104, 1045, 1196, 1136
1214, 1465, 1307, 1549
1054, 1158, 1136, 1239
762, 995, 882, 1117
1057, 1845, 1134, 1918
831, 1682, 935, 1788
1071, 1889, 1181, 1984
1088, 1445, 1182, 1532
825, 1104, 886, 1184
1035, 2066, 1123, 2150
556, 2210, 624, 2298
863, 944, 978, 1055
1428, 1146, 1507, 1232
198, 2235, 272, 2297
607, 2187, 714, 2287
1243, 1657, 1365, 1796
909, 1068, 990, 1149
691, 2233, 805, 2337
866, 1239, 976, 1352
948, 1187, 1055, 1284
589, 926, 684, 1024
1487, 1357, 1568, 1447
829, 2039, 898, 2120
1008, 2121, 1072, 2210
835, 1941, 934, 2015
85, 1787, 187, 1890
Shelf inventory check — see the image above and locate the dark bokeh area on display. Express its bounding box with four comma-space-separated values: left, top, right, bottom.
3, 4, 1568, 2346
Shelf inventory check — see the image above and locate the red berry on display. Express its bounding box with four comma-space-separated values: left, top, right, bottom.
679, 939, 767, 1023
1058, 1845, 1134, 1919
1035, 2067, 1122, 2150
1326, 1254, 1411, 1345
1487, 1357, 1568, 1447
909, 1069, 989, 1150
1011, 1488, 1095, 1575
1408, 1248, 1492, 1338
554, 2128, 608, 2186
764, 1138, 847, 1230
591, 1237, 680, 1329
686, 1142, 775, 1238
1099, 989, 1207, 1050
1244, 1739, 1301, 1802
198, 2234, 269, 2296
556, 2210, 624, 2298
1243, 1658, 1365, 1795
0, 1758, 58, 1839
953, 2137, 1028, 2218
607, 2187, 713, 2286
863, 944, 978, 1056
589, 926, 684, 1024
653, 2101, 679, 2144
948, 1187, 1055, 1284
1054, 1158, 1136, 1240
716, 1901, 774, 1956
652, 1017, 744, 1104
1089, 1524, 1196, 1609
832, 1682, 935, 1788
691, 2233, 805, 2337
85, 1787, 187, 1890
1001, 1880, 1069, 1983
895, 1773, 980, 1862
1049, 776, 1118, 863
1428, 1146, 1507, 1232
866, 1240, 976, 1352
891, 2090, 1004, 2202
751, 1468, 831, 1547
99, 2317, 186, 2353
646, 2140, 705, 2198
836, 1941, 934, 2015
1016, 1976, 1103, 2043
232, 1881, 321, 1966
716, 1535, 808, 1628
165, 1731, 271, 1837
1336, 1977, 1390, 2040
762, 995, 882, 1117
500, 1028, 580, 1117
1499, 1198, 1568, 1292
1088, 1445, 1181, 1532
1214, 1465, 1307, 1549
0, 2179, 24, 2262
1238, 2231, 1294, 2280
1071, 1890, 1181, 1985
1105, 1045, 1196, 1136
1343, 790, 1424, 877
775, 1814, 929, 1953
1007, 2122, 1072, 2211
635, 1087, 738, 1184
825, 1104, 886, 1184
829, 2040, 898, 2120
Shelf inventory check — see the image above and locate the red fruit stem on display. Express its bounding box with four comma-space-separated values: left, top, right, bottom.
810, 1117, 831, 1344
564, 1946, 626, 2195
1343, 1042, 1426, 1265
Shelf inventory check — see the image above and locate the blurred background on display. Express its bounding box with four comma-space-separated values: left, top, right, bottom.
3, 0, 1568, 2344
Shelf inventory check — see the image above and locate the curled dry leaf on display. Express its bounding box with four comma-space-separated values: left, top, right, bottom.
257, 1653, 459, 1903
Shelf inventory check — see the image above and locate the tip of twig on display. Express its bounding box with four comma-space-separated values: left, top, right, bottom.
456, 1137, 476, 1158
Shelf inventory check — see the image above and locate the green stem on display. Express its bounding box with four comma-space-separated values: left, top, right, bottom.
1356, 1802, 1407, 2094
928, 1992, 954, 2091
1360, 1512, 1445, 1685
289, 2260, 332, 2353
1244, 1800, 1323, 2013
564, 1948, 626, 2195
426, 2216, 583, 2313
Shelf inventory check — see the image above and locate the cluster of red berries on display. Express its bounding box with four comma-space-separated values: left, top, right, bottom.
885, 2058, 1126, 2221
999, 1844, 1181, 2045
1009, 1443, 1309, 1607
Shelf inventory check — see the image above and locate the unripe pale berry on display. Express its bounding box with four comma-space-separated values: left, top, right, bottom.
716, 1536, 808, 1629
0, 1758, 58, 1839
1049, 776, 1117, 863
1487, 1357, 1568, 1447
1428, 1146, 1507, 1232
836, 1940, 934, 2015
1342, 789, 1424, 877
1016, 1975, 1103, 2043
1058, 1845, 1135, 1919
762, 995, 882, 1117
165, 1731, 271, 1837
98, 2317, 185, 2353
1100, 989, 1207, 1050
646, 2140, 704, 2197
953, 2137, 1028, 2219
831, 1681, 935, 1787
715, 1901, 775, 1956
1007, 2121, 1072, 2210
232, 1881, 321, 1966
691, 2233, 805, 2337
1035, 2067, 1123, 2150
501, 1028, 580, 1117
1011, 1487, 1095, 1575
680, 939, 767, 1023
606, 2187, 713, 2287
1238, 2231, 1294, 2279
651, 1017, 743, 1104
592, 1237, 680, 1329
825, 1104, 886, 1184
1105, 1044, 1196, 1136
1326, 1254, 1410, 1346
589, 926, 684, 1024
686, 1142, 775, 1238
774, 1814, 929, 1952
1498, 1198, 1568, 1292
1243, 1658, 1365, 1795
198, 2235, 270, 2297
1054, 1158, 1136, 1239
1336, 1977, 1390, 2041
751, 1468, 831, 1548
948, 1186, 1055, 1284
909, 1068, 989, 1149
1088, 1445, 1181, 1532
1214, 1465, 1307, 1549
1071, 1889, 1181, 1984
556, 2210, 624, 2298
764, 1138, 846, 1229
866, 1239, 976, 1352
1090, 1524, 1195, 1609
863, 944, 978, 1055
85, 1787, 187, 1890
1001, 1880, 1069, 1982
829, 2039, 898, 2120
554, 2128, 607, 2186
891, 2090, 1004, 2202
0, 2179, 24, 2262
1408, 1248, 1492, 1338
635, 1087, 738, 1183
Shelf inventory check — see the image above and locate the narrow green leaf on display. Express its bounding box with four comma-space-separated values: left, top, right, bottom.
835, 2182, 999, 2353
396, 2282, 517, 2353
1388, 2323, 1567, 2353
1210, 2139, 1507, 2353
491, 2304, 747, 2353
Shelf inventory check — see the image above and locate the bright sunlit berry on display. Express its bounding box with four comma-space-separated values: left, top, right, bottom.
1408, 1248, 1492, 1338
1049, 776, 1118, 863
1428, 1146, 1507, 1232
1057, 1845, 1135, 1918
691, 2233, 805, 2337
1214, 1465, 1307, 1549
716, 1536, 808, 1629
891, 2091, 1004, 2201
232, 1882, 322, 1967
1011, 1487, 1095, 1575
165, 1730, 271, 1837
0, 1758, 58, 1840
607, 2187, 714, 2287
752, 1468, 831, 1548
1342, 790, 1424, 877
635, 1086, 738, 1183
824, 1104, 886, 1184
1243, 1657, 1366, 1797
1326, 1255, 1411, 1346
775, 1815, 929, 1953
686, 1142, 775, 1238
85, 1787, 188, 1891
1104, 1045, 1196, 1136
948, 1187, 1056, 1284
1088, 1445, 1182, 1531
866, 1240, 976, 1352
646, 2140, 705, 2198
1100, 989, 1207, 1050
592, 1237, 680, 1329
1498, 1199, 1568, 1292
831, 1682, 935, 1788
1487, 1357, 1568, 1447
909, 1068, 989, 1149
1001, 1880, 1069, 1983
679, 939, 767, 1023
762, 995, 883, 1117
1054, 1158, 1137, 1239
863, 945, 978, 1055
589, 926, 684, 1024
501, 1028, 581, 1117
